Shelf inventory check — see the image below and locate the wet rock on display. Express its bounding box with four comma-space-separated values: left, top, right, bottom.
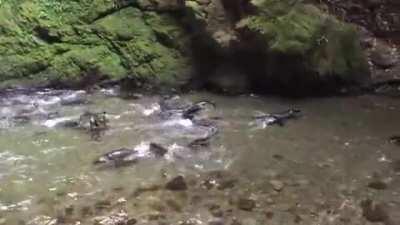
361, 199, 388, 222
370, 42, 398, 69
27, 216, 57, 225
165, 176, 188, 191
237, 198, 256, 211
367, 180, 388, 190
126, 218, 137, 225
270, 180, 284, 192
93, 211, 128, 225
389, 136, 400, 146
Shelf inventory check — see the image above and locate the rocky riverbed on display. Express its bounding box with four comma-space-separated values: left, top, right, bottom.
0, 87, 399, 225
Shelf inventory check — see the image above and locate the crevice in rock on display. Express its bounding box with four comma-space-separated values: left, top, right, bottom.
33, 26, 62, 44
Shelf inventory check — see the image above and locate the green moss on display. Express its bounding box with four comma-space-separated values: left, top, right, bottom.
47, 45, 127, 82
0, 1, 192, 87
240, 1, 369, 82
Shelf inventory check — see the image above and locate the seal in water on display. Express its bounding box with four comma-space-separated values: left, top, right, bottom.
149, 142, 168, 157
94, 143, 169, 167
253, 108, 301, 127
93, 148, 138, 167
79, 111, 109, 140
188, 125, 218, 148
182, 101, 216, 120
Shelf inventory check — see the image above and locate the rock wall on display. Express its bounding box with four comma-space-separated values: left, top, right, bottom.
0, 0, 192, 88
0, 0, 371, 95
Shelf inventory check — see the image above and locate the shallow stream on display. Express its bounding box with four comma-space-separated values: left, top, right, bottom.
0, 87, 399, 225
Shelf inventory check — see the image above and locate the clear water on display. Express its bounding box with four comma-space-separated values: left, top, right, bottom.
0, 88, 399, 225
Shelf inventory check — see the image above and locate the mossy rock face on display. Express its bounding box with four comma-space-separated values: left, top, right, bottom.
236, 1, 370, 92
0, 0, 192, 88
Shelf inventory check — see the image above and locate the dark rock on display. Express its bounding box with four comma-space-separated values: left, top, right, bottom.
127, 218, 137, 225
80, 206, 93, 217
237, 198, 256, 211
272, 154, 284, 160
361, 199, 388, 222
94, 200, 112, 210
64, 205, 74, 216
209, 204, 224, 217
265, 211, 274, 219
147, 213, 166, 221
149, 143, 168, 157
166, 199, 182, 212
165, 176, 188, 191
367, 180, 388, 190
389, 136, 400, 146
217, 179, 237, 190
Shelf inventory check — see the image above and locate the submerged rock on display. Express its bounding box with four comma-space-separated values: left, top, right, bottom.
237, 198, 256, 211
361, 199, 388, 222
165, 175, 188, 191
367, 180, 388, 190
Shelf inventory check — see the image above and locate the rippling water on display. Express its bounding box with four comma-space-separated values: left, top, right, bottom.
0, 87, 399, 224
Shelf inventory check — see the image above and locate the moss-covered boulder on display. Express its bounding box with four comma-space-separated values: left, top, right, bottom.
0, 0, 192, 87
235, 0, 369, 93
